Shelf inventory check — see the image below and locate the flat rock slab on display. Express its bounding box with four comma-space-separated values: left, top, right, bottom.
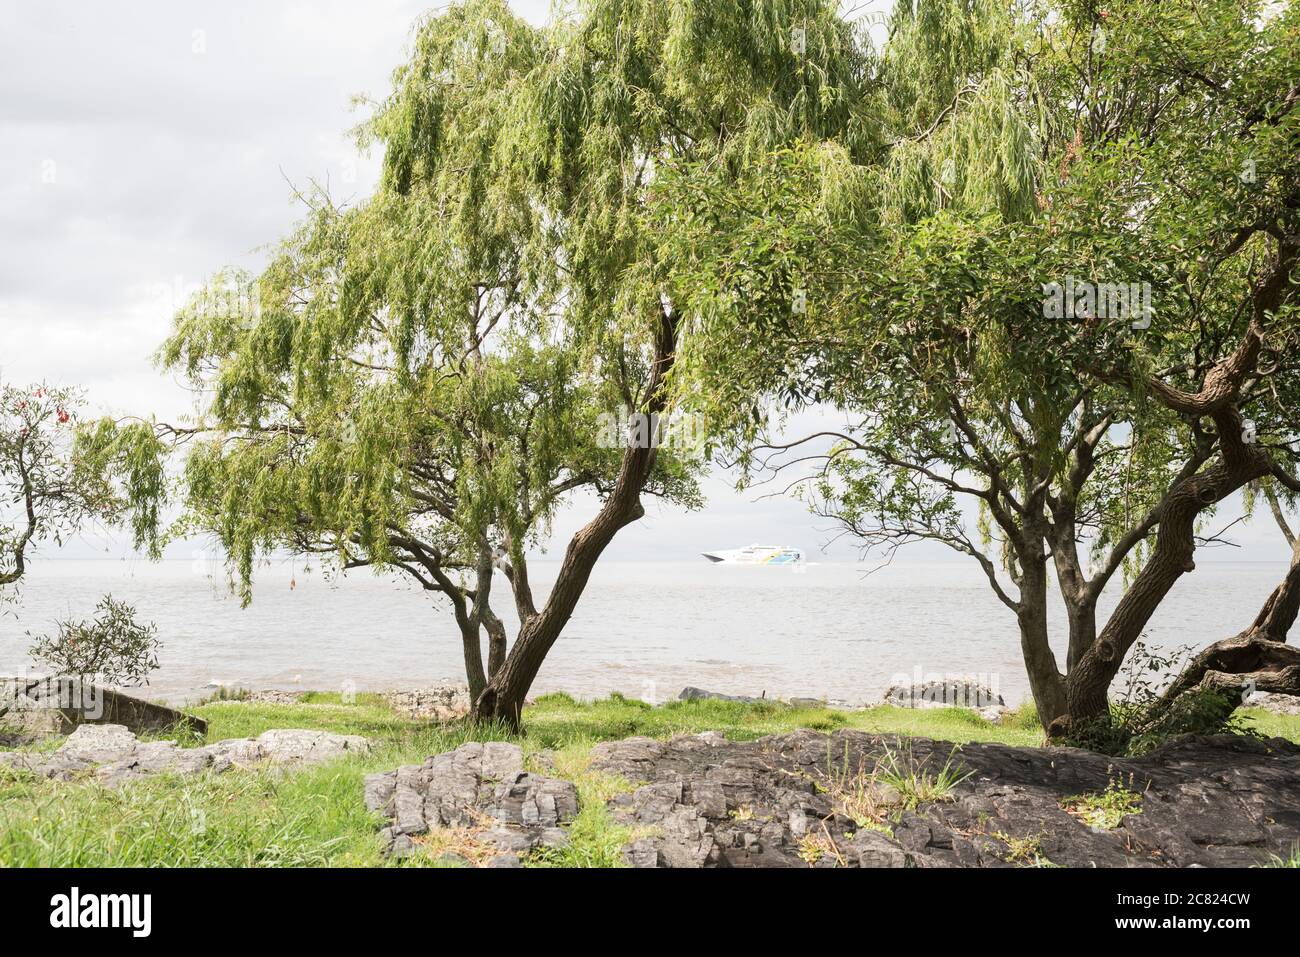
0, 724, 369, 786
0, 677, 207, 741
590, 729, 1300, 868
365, 741, 578, 866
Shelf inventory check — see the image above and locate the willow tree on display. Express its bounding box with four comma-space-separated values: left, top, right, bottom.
1, 383, 163, 599
663, 0, 1300, 731
155, 0, 865, 728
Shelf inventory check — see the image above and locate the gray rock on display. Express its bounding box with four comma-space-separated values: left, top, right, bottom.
1244, 691, 1300, 715
883, 677, 1005, 710
366, 740, 579, 866
0, 676, 207, 742
591, 727, 1300, 868
0, 724, 369, 785
383, 685, 471, 721
253, 728, 370, 765
678, 687, 766, 704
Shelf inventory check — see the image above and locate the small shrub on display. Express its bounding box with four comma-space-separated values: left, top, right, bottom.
1063, 640, 1251, 756
28, 594, 160, 687
992, 830, 1053, 867
796, 824, 845, 866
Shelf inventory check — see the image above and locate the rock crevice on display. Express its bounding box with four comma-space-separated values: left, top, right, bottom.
364, 741, 578, 867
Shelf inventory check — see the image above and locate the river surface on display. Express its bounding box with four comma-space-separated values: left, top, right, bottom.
0, 558, 1286, 706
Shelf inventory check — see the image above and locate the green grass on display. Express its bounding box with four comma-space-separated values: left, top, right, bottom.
1262, 843, 1300, 868
1235, 706, 1300, 744
876, 741, 973, 810
196, 692, 412, 742
0, 692, 1296, 868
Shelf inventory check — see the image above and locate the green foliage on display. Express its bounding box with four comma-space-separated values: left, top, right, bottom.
1066, 641, 1253, 755
27, 595, 161, 687
1, 383, 164, 599
991, 830, 1053, 867
660, 0, 1300, 727
148, 3, 884, 694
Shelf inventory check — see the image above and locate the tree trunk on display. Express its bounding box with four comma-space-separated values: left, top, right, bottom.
484, 612, 508, 679
1065, 600, 1097, 674
1017, 556, 1068, 727
1251, 538, 1300, 642
1144, 529, 1300, 724
1065, 409, 1273, 725
1144, 631, 1300, 728
472, 495, 648, 729
471, 306, 678, 730
460, 622, 488, 705
1064, 494, 1200, 724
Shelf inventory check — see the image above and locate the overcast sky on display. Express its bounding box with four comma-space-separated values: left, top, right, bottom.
0, 1, 1288, 564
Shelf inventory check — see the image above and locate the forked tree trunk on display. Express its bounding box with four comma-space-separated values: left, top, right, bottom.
470, 308, 677, 730
1062, 247, 1295, 729
473, 489, 649, 729
1064, 414, 1274, 725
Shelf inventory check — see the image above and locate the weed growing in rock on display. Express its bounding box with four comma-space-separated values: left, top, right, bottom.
1061, 774, 1144, 830
876, 742, 972, 810
992, 830, 1054, 867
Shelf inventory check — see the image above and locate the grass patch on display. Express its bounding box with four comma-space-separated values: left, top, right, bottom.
195, 695, 411, 742
1261, 843, 1300, 868
526, 744, 637, 868
1236, 707, 1300, 745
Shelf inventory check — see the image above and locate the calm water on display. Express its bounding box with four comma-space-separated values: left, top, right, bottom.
0, 559, 1287, 706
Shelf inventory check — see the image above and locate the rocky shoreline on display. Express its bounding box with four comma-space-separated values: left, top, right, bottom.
228, 679, 1300, 721
366, 728, 1300, 868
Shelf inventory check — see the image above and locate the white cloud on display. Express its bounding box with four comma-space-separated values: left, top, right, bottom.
0, 1, 1289, 567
